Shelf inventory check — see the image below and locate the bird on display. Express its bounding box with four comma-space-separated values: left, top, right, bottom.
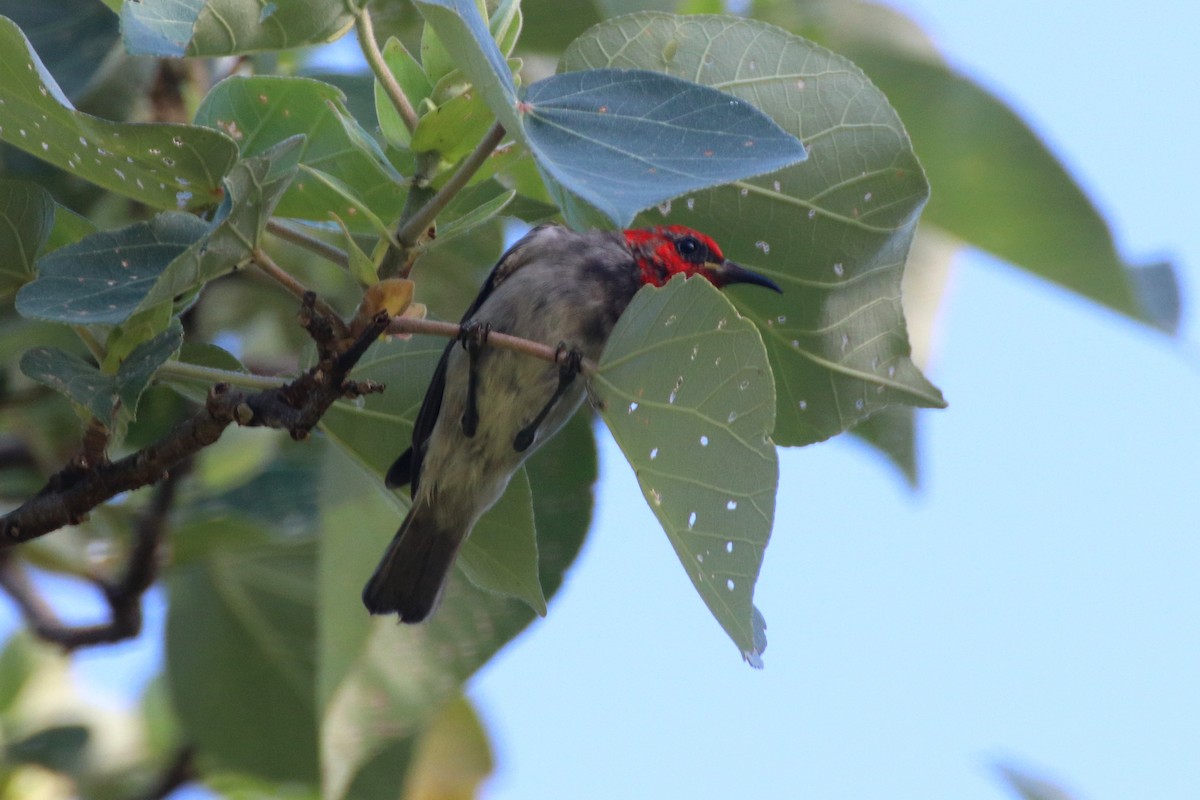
362, 223, 782, 622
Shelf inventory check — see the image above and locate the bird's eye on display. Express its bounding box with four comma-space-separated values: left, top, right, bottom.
675, 236, 707, 261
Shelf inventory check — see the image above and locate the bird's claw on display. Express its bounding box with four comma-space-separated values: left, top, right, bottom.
460, 320, 491, 437
514, 343, 584, 453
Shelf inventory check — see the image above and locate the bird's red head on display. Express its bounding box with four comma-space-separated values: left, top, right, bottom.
623, 225, 782, 293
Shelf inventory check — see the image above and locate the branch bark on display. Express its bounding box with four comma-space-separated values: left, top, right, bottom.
0, 294, 388, 549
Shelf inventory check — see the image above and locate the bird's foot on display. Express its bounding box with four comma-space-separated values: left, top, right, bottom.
459, 320, 491, 437
513, 343, 583, 453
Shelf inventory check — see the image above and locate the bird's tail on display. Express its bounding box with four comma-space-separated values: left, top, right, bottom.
362, 503, 463, 623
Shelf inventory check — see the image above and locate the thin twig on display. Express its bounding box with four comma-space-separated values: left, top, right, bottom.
251, 247, 351, 340
395, 122, 507, 253
387, 315, 598, 376
155, 360, 289, 392
265, 219, 350, 269
356, 7, 420, 133
0, 465, 186, 650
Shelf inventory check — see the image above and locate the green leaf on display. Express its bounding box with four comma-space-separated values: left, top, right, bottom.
0, 17, 237, 210
844, 47, 1179, 332
166, 529, 319, 784
413, 0, 523, 135
122, 0, 362, 57
114, 323, 184, 413
521, 67, 809, 228
459, 468, 546, 616
374, 37, 432, 149
594, 275, 775, 666
119, 0, 203, 56
0, 0, 119, 101
19, 325, 182, 424
331, 213, 381, 286
5, 724, 90, 774
43, 203, 97, 254
436, 181, 516, 243
15, 213, 209, 325
0, 179, 54, 296
411, 84, 495, 161
563, 13, 945, 446
134, 135, 305, 314
195, 76, 407, 231
490, 0, 522, 56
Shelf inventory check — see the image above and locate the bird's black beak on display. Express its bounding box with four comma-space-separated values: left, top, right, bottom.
713, 260, 783, 294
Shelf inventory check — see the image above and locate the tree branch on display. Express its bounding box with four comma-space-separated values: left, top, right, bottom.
378, 123, 508, 279
0, 295, 389, 549
395, 123, 507, 256
356, 6, 419, 133
265, 218, 349, 269
251, 247, 350, 340
0, 465, 186, 650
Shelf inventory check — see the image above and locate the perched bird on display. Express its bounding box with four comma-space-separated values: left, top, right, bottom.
363, 223, 781, 622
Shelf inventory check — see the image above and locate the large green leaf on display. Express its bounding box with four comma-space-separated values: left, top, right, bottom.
520, 68, 809, 228
0, 16, 237, 210
0, 179, 53, 296
843, 47, 1179, 332
594, 275, 774, 665
563, 13, 945, 447
166, 523, 319, 784
121, 0, 362, 57
15, 213, 209, 325
194, 76, 407, 231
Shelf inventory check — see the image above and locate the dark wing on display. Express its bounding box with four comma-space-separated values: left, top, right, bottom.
385, 226, 549, 492
384, 339, 450, 492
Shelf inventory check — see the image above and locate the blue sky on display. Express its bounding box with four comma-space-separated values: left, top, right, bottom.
4, 2, 1198, 799
474, 2, 1200, 800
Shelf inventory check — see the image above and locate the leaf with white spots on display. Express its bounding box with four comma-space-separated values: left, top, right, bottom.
0, 17, 237, 211
195, 76, 407, 231
562, 13, 946, 446
19, 324, 183, 425
593, 275, 776, 666
122, 0, 362, 57
133, 135, 305, 314
15, 213, 210, 325
14, 138, 301, 330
